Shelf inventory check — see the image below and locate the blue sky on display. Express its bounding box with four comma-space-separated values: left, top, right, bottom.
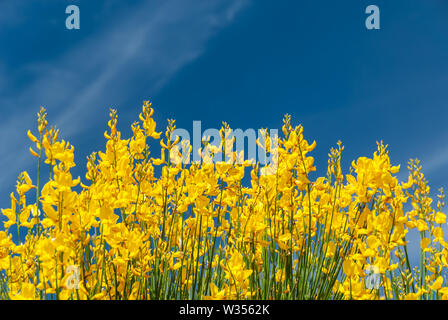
1, 1, 448, 263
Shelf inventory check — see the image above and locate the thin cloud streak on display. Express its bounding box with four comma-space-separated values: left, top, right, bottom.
421, 146, 448, 177
0, 0, 250, 198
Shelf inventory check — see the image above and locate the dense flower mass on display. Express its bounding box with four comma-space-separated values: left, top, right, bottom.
1, 102, 448, 300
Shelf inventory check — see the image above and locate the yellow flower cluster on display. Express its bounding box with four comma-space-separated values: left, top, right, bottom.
1, 102, 448, 300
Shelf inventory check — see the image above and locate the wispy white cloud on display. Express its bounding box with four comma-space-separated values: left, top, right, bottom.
0, 0, 250, 197
419, 145, 448, 176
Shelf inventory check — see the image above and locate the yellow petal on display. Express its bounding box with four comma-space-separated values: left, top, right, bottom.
420, 238, 430, 250
29, 147, 39, 157
27, 130, 39, 143
430, 276, 443, 291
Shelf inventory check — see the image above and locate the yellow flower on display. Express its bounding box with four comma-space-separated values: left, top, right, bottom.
435, 212, 447, 224
10, 283, 36, 300
420, 238, 431, 250
430, 276, 444, 291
